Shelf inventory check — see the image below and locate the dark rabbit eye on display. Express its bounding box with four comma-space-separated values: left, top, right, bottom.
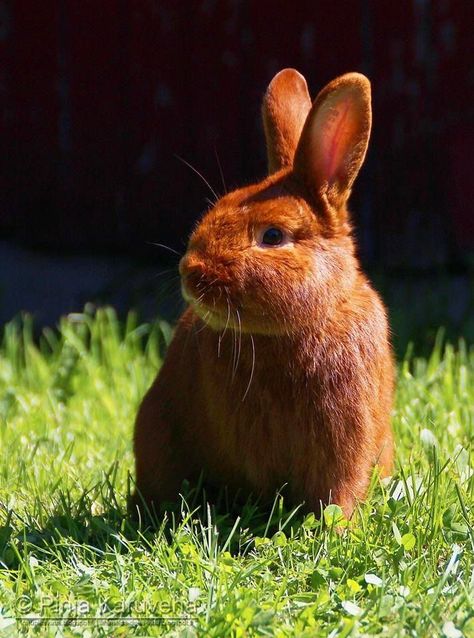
261, 227, 284, 246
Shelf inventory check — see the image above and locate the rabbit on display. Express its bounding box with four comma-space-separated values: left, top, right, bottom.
132, 69, 394, 519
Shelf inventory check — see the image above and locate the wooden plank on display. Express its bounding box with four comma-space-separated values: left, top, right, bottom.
5, 0, 60, 244
62, 0, 127, 248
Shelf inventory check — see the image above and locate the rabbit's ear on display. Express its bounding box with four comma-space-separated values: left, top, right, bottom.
262, 69, 312, 174
294, 73, 371, 209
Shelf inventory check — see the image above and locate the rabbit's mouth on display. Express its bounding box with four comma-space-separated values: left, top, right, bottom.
182, 284, 249, 332
183, 287, 233, 329
193, 304, 230, 330
181, 270, 290, 335
184, 290, 283, 336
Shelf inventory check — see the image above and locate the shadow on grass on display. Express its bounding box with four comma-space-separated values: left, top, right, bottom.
131, 478, 310, 543
0, 480, 309, 570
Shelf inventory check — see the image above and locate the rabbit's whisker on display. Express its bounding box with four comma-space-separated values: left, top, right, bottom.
218, 296, 232, 358
147, 242, 183, 258
174, 154, 219, 203
214, 146, 227, 194
232, 308, 242, 381
194, 313, 211, 334
229, 309, 238, 381
151, 269, 180, 281
241, 334, 255, 402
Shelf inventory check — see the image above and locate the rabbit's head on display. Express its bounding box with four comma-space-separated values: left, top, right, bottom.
179, 70, 372, 335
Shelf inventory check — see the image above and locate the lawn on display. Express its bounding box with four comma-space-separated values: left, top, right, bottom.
0, 308, 473, 637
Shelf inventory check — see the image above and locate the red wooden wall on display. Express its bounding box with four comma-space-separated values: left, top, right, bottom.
1, 0, 473, 266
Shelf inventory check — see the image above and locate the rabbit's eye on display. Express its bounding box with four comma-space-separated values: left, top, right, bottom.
261, 227, 284, 246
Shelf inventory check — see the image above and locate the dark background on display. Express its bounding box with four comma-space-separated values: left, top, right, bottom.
1, 0, 473, 352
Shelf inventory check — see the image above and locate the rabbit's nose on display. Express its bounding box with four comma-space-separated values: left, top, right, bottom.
179, 254, 210, 295
179, 253, 206, 279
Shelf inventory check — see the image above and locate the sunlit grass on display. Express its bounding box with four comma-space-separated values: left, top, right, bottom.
0, 308, 472, 636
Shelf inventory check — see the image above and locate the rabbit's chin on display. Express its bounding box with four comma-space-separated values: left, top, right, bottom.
188, 300, 294, 337
183, 285, 295, 336
191, 303, 230, 331
186, 298, 242, 332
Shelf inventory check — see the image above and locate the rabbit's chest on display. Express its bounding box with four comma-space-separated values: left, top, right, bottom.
199, 349, 324, 489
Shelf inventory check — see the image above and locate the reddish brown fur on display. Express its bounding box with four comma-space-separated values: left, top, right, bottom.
132, 69, 394, 518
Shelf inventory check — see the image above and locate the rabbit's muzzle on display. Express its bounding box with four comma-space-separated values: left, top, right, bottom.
179, 252, 236, 309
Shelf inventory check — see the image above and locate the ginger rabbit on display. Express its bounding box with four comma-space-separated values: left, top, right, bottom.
132, 69, 394, 518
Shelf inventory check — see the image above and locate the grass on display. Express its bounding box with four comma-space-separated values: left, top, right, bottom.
0, 307, 473, 637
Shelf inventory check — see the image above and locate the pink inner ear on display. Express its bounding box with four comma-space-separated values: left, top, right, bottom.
293, 73, 371, 204
311, 88, 367, 189
323, 98, 352, 184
